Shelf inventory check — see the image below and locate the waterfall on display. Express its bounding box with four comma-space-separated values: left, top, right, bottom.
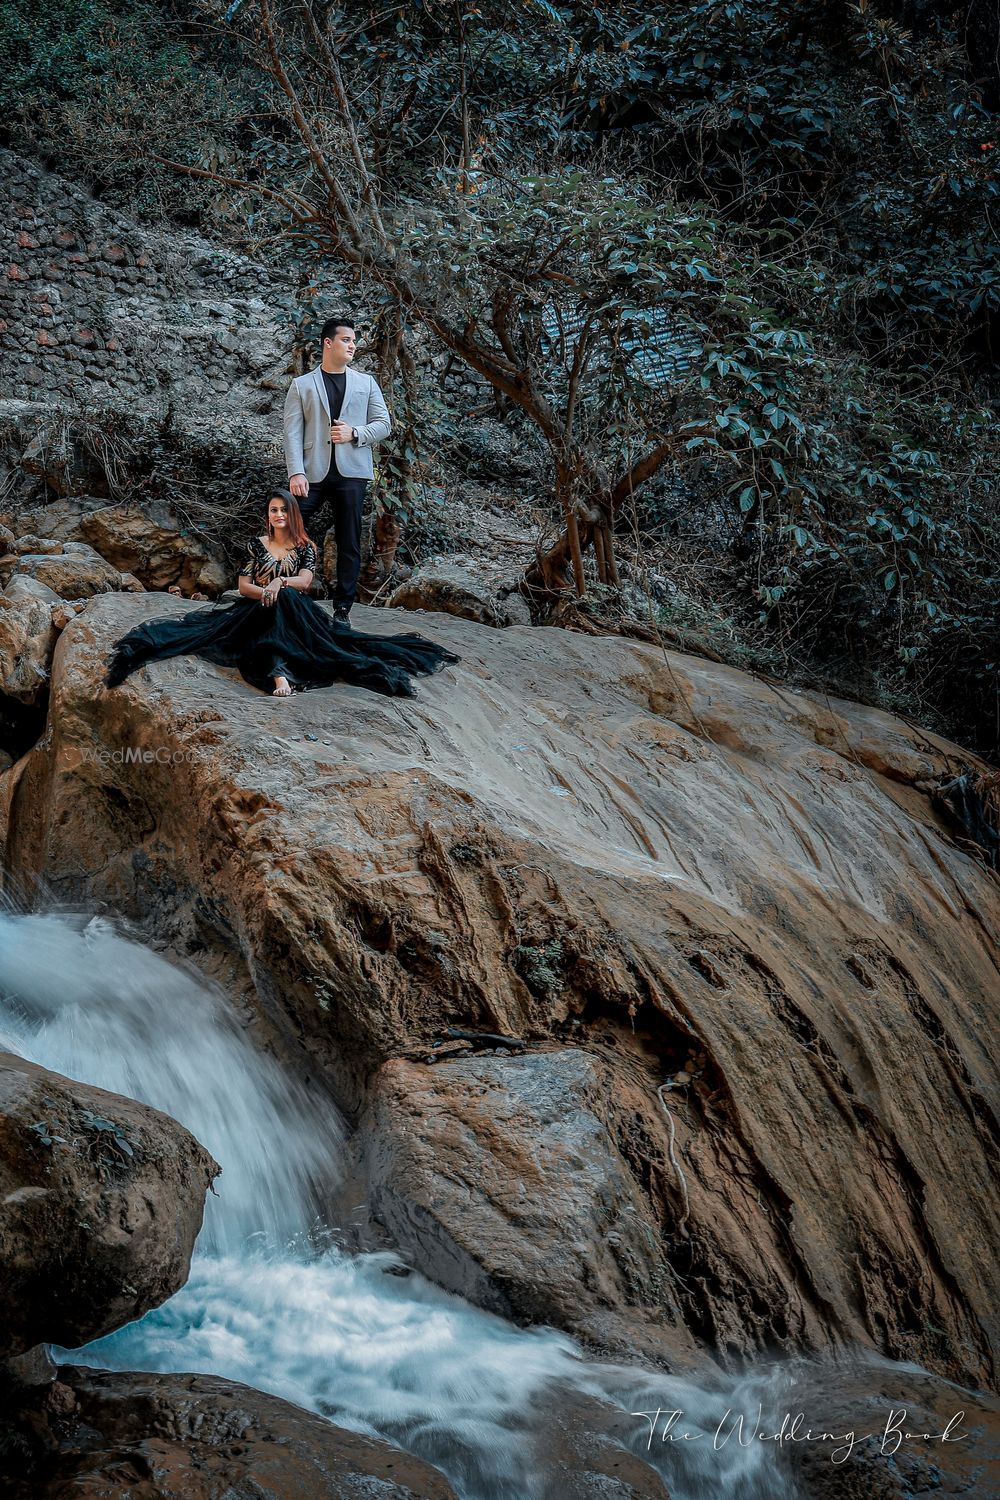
0, 909, 805, 1499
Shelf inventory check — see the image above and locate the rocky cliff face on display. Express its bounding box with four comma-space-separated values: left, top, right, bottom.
2, 592, 996, 1394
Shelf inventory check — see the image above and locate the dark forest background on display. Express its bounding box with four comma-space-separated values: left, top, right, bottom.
2, 0, 998, 754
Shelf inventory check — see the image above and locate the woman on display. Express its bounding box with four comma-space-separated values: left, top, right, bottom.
106, 491, 459, 698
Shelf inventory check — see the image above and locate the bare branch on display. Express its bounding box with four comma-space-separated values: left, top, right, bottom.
257, 0, 364, 245
298, 0, 389, 245
147, 156, 313, 219
608, 440, 675, 514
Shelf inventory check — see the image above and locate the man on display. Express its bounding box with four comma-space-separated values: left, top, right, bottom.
283, 316, 392, 620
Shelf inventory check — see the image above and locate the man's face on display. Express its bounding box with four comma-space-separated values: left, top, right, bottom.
325, 325, 356, 363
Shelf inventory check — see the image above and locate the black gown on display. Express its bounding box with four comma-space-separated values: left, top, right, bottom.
106, 537, 459, 697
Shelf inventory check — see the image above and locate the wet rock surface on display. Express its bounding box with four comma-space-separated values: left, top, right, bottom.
1, 593, 998, 1394
785, 1360, 1000, 1500
360, 1049, 699, 1364
0, 1365, 461, 1499
0, 1052, 218, 1357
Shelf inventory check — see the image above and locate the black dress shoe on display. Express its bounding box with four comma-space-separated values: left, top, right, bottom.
332, 604, 351, 622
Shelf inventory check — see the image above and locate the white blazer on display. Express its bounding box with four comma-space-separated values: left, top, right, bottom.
283, 365, 392, 483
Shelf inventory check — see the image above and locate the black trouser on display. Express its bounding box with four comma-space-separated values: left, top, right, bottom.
299, 472, 368, 606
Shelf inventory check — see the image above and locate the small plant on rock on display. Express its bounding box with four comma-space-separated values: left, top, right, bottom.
75, 1109, 136, 1179
514, 938, 565, 997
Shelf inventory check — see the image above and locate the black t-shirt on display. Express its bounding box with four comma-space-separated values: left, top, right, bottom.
322, 369, 347, 422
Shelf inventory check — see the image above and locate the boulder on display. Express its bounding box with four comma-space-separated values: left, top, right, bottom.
7, 535, 65, 556
50, 600, 88, 633
360, 1050, 695, 1359
785, 1359, 1000, 1500
0, 576, 60, 703
2, 594, 999, 1390
0, 1051, 218, 1357
0, 1367, 460, 1500
0, 542, 128, 599
2, 497, 225, 598
6, 496, 106, 546
388, 556, 530, 626
79, 505, 228, 596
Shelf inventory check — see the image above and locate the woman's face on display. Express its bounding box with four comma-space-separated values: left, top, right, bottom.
268, 497, 289, 532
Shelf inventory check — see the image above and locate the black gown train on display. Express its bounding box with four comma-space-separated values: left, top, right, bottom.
106, 537, 459, 698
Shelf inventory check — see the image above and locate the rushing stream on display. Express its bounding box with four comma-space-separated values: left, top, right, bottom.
0, 909, 813, 1498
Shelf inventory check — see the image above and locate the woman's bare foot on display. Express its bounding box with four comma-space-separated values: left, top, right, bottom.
272, 676, 292, 696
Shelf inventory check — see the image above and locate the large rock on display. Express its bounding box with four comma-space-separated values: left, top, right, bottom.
785, 1359, 1000, 1500
4, 494, 227, 597
3, 496, 100, 545
0, 575, 59, 703
0, 541, 136, 600
388, 555, 531, 626
79, 504, 228, 596
0, 1367, 460, 1500
7, 534, 65, 556
360, 1050, 698, 1361
1, 594, 998, 1389
0, 1051, 218, 1357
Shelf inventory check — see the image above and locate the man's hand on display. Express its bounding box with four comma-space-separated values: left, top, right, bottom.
330, 421, 355, 445
289, 473, 309, 498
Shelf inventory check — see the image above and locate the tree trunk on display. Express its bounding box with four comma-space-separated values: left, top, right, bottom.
358, 508, 402, 601
601, 523, 620, 588
593, 524, 608, 585
523, 487, 626, 601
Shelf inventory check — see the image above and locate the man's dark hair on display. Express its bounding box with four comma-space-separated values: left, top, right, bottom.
320, 316, 356, 344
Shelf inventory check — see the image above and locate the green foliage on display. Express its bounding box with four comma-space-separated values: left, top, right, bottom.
677, 265, 999, 665
556, 0, 1000, 349
514, 938, 565, 996
0, 0, 233, 221
3, 0, 997, 749
76, 1107, 136, 1177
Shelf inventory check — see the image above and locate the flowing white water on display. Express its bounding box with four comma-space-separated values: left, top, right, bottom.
0, 910, 803, 1499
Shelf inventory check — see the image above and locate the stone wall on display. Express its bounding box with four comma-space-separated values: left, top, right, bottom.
0, 150, 298, 452
0, 150, 509, 462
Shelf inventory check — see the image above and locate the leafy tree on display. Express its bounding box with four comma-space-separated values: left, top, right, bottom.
2, 0, 997, 750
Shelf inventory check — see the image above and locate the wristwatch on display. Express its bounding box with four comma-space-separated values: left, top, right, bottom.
351, 427, 359, 444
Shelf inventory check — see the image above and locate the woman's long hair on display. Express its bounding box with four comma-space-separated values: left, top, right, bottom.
267, 489, 314, 549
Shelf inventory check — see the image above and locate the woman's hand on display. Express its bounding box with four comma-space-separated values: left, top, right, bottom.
260, 577, 284, 607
